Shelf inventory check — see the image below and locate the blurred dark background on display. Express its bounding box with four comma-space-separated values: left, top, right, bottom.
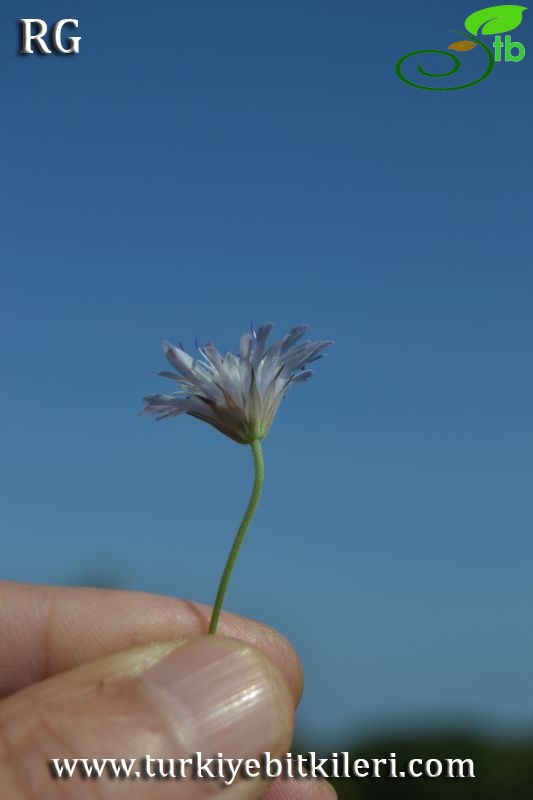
296, 731, 533, 798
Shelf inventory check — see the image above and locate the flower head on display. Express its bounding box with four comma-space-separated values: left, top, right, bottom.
142, 321, 333, 444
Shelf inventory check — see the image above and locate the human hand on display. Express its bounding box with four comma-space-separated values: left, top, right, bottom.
0, 581, 336, 800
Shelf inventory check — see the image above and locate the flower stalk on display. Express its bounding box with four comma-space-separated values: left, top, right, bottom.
208, 438, 264, 634
143, 321, 332, 633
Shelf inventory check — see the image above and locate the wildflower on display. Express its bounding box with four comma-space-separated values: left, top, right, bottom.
142, 322, 333, 444
143, 320, 332, 634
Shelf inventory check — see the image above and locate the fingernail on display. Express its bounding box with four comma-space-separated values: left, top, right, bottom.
142, 637, 292, 758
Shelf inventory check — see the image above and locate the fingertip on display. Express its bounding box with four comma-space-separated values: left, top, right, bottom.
217, 612, 304, 708
181, 601, 304, 708
263, 775, 337, 800
0, 583, 304, 709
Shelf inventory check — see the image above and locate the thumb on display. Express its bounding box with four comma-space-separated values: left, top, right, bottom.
0, 636, 294, 799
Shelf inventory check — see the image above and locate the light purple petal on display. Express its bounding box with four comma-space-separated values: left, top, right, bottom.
280, 324, 309, 355
144, 323, 333, 441
290, 369, 314, 384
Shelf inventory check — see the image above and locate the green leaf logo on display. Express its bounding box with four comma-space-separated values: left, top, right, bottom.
464, 4, 527, 36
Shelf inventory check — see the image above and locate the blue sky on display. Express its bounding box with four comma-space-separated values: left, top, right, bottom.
1, 1, 532, 744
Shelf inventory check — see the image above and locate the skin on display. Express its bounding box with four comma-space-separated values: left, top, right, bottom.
0, 581, 337, 800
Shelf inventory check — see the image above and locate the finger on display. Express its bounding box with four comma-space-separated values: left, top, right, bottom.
0, 581, 302, 704
263, 775, 337, 800
0, 636, 294, 800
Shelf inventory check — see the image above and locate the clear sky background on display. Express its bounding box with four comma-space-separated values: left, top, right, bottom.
1, 1, 531, 746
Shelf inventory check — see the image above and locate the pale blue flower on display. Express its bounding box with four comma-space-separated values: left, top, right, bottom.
143, 322, 333, 444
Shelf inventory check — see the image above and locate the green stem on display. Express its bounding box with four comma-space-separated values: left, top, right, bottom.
208, 438, 264, 634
